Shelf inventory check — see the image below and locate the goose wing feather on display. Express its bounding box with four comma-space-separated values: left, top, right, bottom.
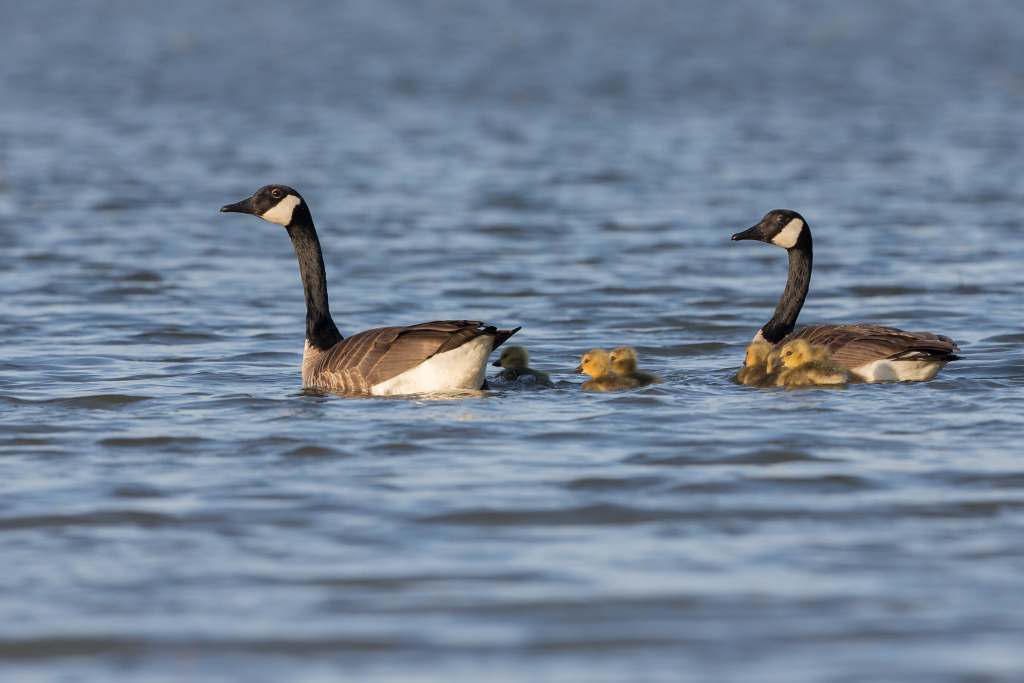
309, 321, 519, 391
782, 324, 961, 369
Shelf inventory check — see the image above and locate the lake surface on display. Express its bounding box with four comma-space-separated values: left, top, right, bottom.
2, 1, 1024, 681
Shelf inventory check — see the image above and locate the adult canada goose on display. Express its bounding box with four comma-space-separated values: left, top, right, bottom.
773, 339, 849, 387
221, 185, 519, 395
492, 345, 552, 385
732, 209, 962, 382
736, 341, 777, 388
609, 346, 662, 387
574, 349, 640, 391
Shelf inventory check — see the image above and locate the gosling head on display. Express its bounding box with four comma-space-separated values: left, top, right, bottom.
609, 346, 638, 374
731, 209, 809, 250
221, 185, 310, 228
574, 348, 612, 378
744, 342, 771, 368
493, 345, 529, 369
774, 339, 816, 369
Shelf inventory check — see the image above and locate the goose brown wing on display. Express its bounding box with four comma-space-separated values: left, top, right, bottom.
782, 324, 961, 369
312, 321, 520, 390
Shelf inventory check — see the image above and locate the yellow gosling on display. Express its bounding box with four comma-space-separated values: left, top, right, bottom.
774, 339, 850, 387
574, 349, 640, 391
609, 346, 662, 387
765, 348, 782, 386
737, 341, 778, 388
491, 345, 552, 385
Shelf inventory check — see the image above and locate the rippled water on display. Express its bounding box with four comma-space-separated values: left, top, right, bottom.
2, 1, 1024, 681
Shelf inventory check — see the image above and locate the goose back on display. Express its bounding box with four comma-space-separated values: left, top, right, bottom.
304, 321, 519, 394
782, 323, 961, 375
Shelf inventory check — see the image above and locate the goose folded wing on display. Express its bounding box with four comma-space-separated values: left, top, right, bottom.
316, 320, 501, 388
785, 324, 961, 368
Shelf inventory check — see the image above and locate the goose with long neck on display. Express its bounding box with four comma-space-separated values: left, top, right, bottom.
732, 209, 962, 382
221, 185, 519, 395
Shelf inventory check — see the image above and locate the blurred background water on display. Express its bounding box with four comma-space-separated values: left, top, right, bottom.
1, 1, 1023, 681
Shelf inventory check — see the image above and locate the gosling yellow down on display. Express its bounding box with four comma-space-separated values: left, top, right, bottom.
774, 339, 850, 387
737, 341, 778, 388
609, 346, 662, 387
574, 349, 640, 391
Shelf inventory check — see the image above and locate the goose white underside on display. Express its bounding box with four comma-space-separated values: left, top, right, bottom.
851, 358, 948, 383
370, 336, 493, 396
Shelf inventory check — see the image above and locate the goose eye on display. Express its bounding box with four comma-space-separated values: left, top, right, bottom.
271, 189, 282, 199
584, 359, 589, 364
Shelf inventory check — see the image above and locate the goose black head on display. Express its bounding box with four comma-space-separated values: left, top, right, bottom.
732, 209, 808, 250
221, 185, 308, 227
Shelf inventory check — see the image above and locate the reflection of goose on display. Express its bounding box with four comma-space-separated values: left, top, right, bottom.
573, 349, 639, 391
736, 341, 777, 388
774, 339, 850, 387
221, 185, 519, 395
732, 209, 962, 382
609, 346, 662, 387
491, 345, 551, 385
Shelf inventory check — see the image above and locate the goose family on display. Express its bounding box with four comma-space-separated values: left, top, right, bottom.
574, 349, 640, 391
221, 185, 519, 395
492, 345, 552, 385
774, 339, 850, 387
609, 346, 662, 387
220, 186, 963, 395
732, 209, 962, 382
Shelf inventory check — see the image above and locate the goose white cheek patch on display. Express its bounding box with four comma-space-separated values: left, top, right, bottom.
771, 218, 804, 249
261, 194, 302, 226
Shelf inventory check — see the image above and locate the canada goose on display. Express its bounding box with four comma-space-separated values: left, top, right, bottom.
609, 346, 662, 387
773, 339, 849, 387
736, 341, 777, 388
732, 209, 962, 382
573, 349, 640, 391
491, 345, 552, 385
221, 185, 519, 395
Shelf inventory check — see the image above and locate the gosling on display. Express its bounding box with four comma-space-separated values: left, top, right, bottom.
736, 341, 777, 388
491, 345, 552, 385
774, 339, 850, 387
574, 349, 640, 391
609, 346, 662, 387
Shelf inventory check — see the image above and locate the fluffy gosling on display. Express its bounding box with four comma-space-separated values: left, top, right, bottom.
574, 349, 640, 391
774, 339, 850, 387
737, 341, 778, 388
491, 345, 552, 385
609, 346, 662, 387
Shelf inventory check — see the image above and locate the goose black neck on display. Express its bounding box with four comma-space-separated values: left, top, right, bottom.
761, 231, 812, 344
284, 207, 343, 351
